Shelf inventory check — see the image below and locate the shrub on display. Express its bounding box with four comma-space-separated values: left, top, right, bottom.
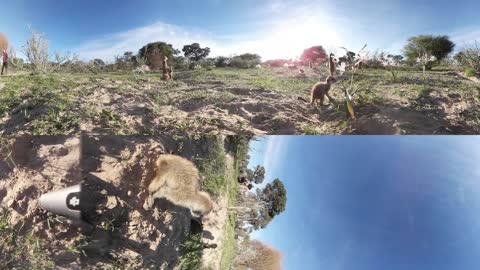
215, 56, 231, 67
230, 53, 261, 69
22, 28, 50, 74
465, 68, 477, 77
403, 35, 455, 70
173, 56, 188, 70
138, 42, 178, 70
454, 41, 480, 72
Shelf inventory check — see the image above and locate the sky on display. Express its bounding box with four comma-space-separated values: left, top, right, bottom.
1, 0, 480, 61
247, 136, 480, 270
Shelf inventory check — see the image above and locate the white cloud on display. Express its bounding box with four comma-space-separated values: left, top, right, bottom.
71, 3, 346, 62
72, 22, 219, 61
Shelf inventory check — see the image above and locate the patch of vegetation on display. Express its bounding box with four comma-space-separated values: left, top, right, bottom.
177, 233, 203, 270
196, 137, 227, 197
31, 108, 80, 135
100, 109, 124, 131
0, 136, 16, 167
301, 123, 321, 135
465, 68, 477, 77
0, 208, 55, 269
220, 213, 237, 270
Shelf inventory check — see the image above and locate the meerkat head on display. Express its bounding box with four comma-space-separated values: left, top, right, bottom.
326, 75, 337, 84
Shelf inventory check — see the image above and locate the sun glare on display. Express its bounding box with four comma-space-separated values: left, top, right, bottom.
260, 17, 341, 60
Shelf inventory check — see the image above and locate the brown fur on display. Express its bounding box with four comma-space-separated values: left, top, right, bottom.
148, 154, 214, 217
308, 53, 337, 105
311, 76, 337, 105
162, 56, 173, 80
328, 53, 336, 76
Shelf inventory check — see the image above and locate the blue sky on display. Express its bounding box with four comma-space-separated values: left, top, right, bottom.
247, 136, 480, 270
1, 0, 480, 61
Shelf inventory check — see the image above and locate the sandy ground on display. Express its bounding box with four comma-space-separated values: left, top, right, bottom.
0, 135, 232, 269
0, 135, 82, 268
1, 69, 479, 135
76, 77, 326, 135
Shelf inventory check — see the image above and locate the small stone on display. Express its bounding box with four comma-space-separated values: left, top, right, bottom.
127, 190, 132, 197
106, 196, 118, 209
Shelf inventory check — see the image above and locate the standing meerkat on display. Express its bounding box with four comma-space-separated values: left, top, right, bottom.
309, 53, 337, 105
148, 154, 214, 218
162, 56, 173, 80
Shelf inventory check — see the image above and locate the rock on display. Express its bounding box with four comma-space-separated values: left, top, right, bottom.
105, 196, 118, 209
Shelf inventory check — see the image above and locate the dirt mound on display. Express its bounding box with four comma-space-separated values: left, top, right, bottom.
0, 135, 226, 269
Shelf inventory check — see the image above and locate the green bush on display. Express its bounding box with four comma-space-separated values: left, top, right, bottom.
230, 53, 261, 69
215, 56, 231, 67
465, 68, 477, 77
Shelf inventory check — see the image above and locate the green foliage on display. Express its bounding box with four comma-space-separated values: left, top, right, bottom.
465, 68, 477, 77
138, 42, 177, 69
177, 233, 203, 270
0, 208, 55, 269
182, 43, 211, 61
215, 56, 231, 67
173, 56, 188, 70
230, 53, 261, 69
403, 35, 455, 68
262, 179, 287, 218
245, 165, 266, 184
250, 179, 287, 230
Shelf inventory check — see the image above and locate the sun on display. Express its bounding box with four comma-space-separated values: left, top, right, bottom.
260, 17, 341, 60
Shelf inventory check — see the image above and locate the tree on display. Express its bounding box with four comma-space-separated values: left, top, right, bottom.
245, 165, 266, 184
380, 53, 403, 82
138, 42, 177, 70
22, 28, 50, 74
300, 46, 327, 67
0, 32, 8, 51
215, 56, 231, 67
230, 53, 262, 69
182, 43, 210, 61
235, 240, 283, 270
454, 41, 480, 72
261, 179, 287, 218
251, 179, 287, 230
92, 59, 105, 66
403, 35, 455, 69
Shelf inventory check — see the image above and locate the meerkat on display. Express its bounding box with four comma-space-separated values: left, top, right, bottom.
308, 53, 337, 105
328, 53, 336, 76
148, 154, 214, 218
310, 75, 337, 105
162, 56, 173, 80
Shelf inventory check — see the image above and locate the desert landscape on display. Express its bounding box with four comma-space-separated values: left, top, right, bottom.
1, 31, 479, 136
1, 65, 479, 136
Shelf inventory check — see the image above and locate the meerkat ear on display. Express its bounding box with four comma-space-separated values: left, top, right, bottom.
157, 158, 168, 167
